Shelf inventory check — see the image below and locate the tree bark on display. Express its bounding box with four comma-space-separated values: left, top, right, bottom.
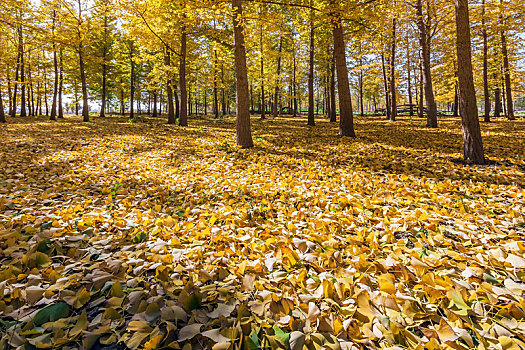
179, 24, 188, 126
214, 50, 219, 118
260, 15, 265, 120
455, 0, 485, 164
416, 0, 437, 127
129, 41, 135, 119
165, 49, 176, 124
482, 0, 490, 122
407, 36, 413, 116
381, 51, 391, 120
501, 29, 514, 120
19, 24, 26, 117
389, 17, 397, 121
232, 0, 253, 148
11, 27, 20, 118
307, 7, 315, 126
494, 76, 501, 118
331, 11, 355, 137
272, 35, 283, 118
58, 49, 64, 118
0, 88, 5, 122
329, 51, 336, 122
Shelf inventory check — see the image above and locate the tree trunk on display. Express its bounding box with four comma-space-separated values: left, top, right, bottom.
455, 0, 485, 164
214, 50, 219, 118
0, 88, 5, 122
11, 28, 20, 118
260, 16, 265, 120
129, 41, 135, 119
58, 49, 64, 118
174, 84, 180, 119
179, 25, 188, 126
418, 50, 424, 118
381, 52, 391, 120
272, 35, 283, 118
292, 39, 297, 118
307, 8, 315, 126
501, 29, 514, 120
389, 17, 397, 121
332, 11, 355, 137
482, 0, 490, 122
329, 52, 337, 122
152, 91, 158, 117
494, 76, 501, 118
232, 0, 253, 148
165, 49, 176, 124
416, 0, 437, 127
407, 36, 413, 116
19, 25, 26, 117
359, 58, 364, 117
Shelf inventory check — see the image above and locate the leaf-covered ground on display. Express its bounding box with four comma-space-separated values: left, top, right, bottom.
1, 114, 524, 350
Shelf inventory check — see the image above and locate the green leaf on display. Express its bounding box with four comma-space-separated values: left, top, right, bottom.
33, 302, 70, 326
182, 293, 202, 312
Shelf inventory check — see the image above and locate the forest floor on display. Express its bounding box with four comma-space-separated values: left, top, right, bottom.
1, 114, 525, 350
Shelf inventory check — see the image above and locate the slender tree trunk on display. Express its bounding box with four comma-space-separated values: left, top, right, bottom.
179, 25, 188, 126
7, 75, 13, 116
101, 60, 107, 118
152, 91, 158, 117
165, 49, 176, 124
58, 49, 64, 118
418, 50, 424, 118
19, 25, 26, 117
129, 41, 135, 119
494, 75, 501, 118
416, 0, 437, 127
214, 50, 219, 118
381, 52, 391, 119
292, 39, 297, 117
330, 52, 337, 122
174, 84, 180, 119
307, 8, 315, 126
482, 0, 490, 122
232, 0, 253, 148
260, 16, 265, 120
455, 0, 485, 164
407, 36, 413, 116
389, 17, 397, 121
11, 29, 20, 118
501, 29, 514, 120
221, 64, 226, 116
0, 88, 5, 122
120, 79, 124, 116
359, 58, 364, 117
273, 35, 283, 118
332, 10, 355, 137
453, 83, 459, 117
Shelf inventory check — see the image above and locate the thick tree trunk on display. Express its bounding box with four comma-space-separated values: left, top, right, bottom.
455, 0, 485, 164
179, 25, 188, 126
165, 49, 176, 124
416, 0, 437, 127
307, 10, 315, 126
332, 12, 355, 137
389, 18, 397, 121
482, 0, 490, 122
232, 0, 253, 148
